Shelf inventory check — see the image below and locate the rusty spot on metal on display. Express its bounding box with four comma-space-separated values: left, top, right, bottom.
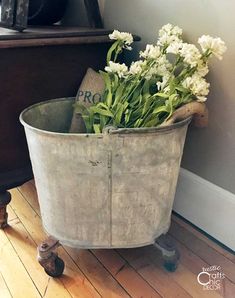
89, 160, 101, 166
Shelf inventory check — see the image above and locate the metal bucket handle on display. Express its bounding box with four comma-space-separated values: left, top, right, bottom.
160, 102, 208, 128
103, 102, 207, 135
103, 116, 192, 135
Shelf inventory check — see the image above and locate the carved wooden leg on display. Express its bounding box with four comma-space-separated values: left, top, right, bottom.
0, 191, 11, 229
37, 236, 64, 277
154, 233, 180, 272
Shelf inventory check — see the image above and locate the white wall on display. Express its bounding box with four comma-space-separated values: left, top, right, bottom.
103, 0, 235, 195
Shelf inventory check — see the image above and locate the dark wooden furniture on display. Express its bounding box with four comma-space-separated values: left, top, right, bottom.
0, 26, 112, 227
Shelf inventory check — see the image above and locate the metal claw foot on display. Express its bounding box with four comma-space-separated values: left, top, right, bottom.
37, 236, 65, 277
154, 234, 180, 272
0, 191, 11, 229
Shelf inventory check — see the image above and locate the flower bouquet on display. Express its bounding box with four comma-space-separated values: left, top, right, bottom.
75, 24, 226, 133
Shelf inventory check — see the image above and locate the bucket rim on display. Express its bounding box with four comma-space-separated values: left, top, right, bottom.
20, 97, 192, 136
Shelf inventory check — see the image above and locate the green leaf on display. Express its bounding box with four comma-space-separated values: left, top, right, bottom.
153, 105, 169, 114
102, 72, 112, 93
96, 102, 109, 109
143, 79, 150, 95
131, 85, 142, 102
93, 124, 101, 133
156, 93, 169, 98
169, 79, 177, 93
175, 86, 188, 93
144, 117, 159, 127
82, 114, 94, 133
106, 40, 119, 64
142, 95, 154, 116
113, 74, 119, 89
115, 103, 124, 125
124, 109, 132, 124
90, 106, 114, 117
101, 72, 115, 108
106, 92, 113, 107
113, 84, 125, 107
134, 118, 143, 128
100, 115, 107, 130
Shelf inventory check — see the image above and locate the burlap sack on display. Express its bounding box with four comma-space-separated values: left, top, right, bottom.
69, 68, 105, 133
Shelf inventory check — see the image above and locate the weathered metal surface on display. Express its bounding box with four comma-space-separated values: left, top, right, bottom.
0, 0, 29, 31
1, 0, 15, 27
14, 0, 29, 30
20, 98, 191, 248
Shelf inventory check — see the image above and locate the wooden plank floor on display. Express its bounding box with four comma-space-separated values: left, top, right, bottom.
0, 180, 234, 298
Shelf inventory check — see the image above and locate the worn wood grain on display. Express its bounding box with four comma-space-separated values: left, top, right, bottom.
0, 271, 12, 298
18, 181, 40, 215
118, 247, 192, 298
172, 214, 235, 263
167, 233, 227, 297
7, 204, 18, 223
138, 245, 221, 298
5, 218, 73, 298
169, 219, 235, 284
66, 248, 130, 298
0, 228, 41, 298
9, 188, 101, 298
92, 249, 161, 298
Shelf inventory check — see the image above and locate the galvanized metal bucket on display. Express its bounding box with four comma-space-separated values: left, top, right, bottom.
20, 97, 191, 249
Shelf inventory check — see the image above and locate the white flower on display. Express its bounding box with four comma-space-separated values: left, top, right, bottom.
145, 65, 169, 81
159, 24, 173, 36
166, 41, 183, 54
143, 54, 172, 80
156, 55, 173, 75
182, 74, 210, 101
144, 66, 158, 80
109, 30, 133, 49
158, 55, 172, 69
196, 96, 207, 102
157, 24, 183, 46
156, 74, 171, 91
105, 61, 128, 78
171, 25, 183, 37
159, 24, 182, 38
140, 44, 161, 59
129, 60, 146, 75
198, 35, 227, 60
157, 34, 181, 47
179, 43, 201, 67
196, 60, 209, 77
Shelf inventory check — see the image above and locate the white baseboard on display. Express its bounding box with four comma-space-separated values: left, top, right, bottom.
173, 168, 235, 251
